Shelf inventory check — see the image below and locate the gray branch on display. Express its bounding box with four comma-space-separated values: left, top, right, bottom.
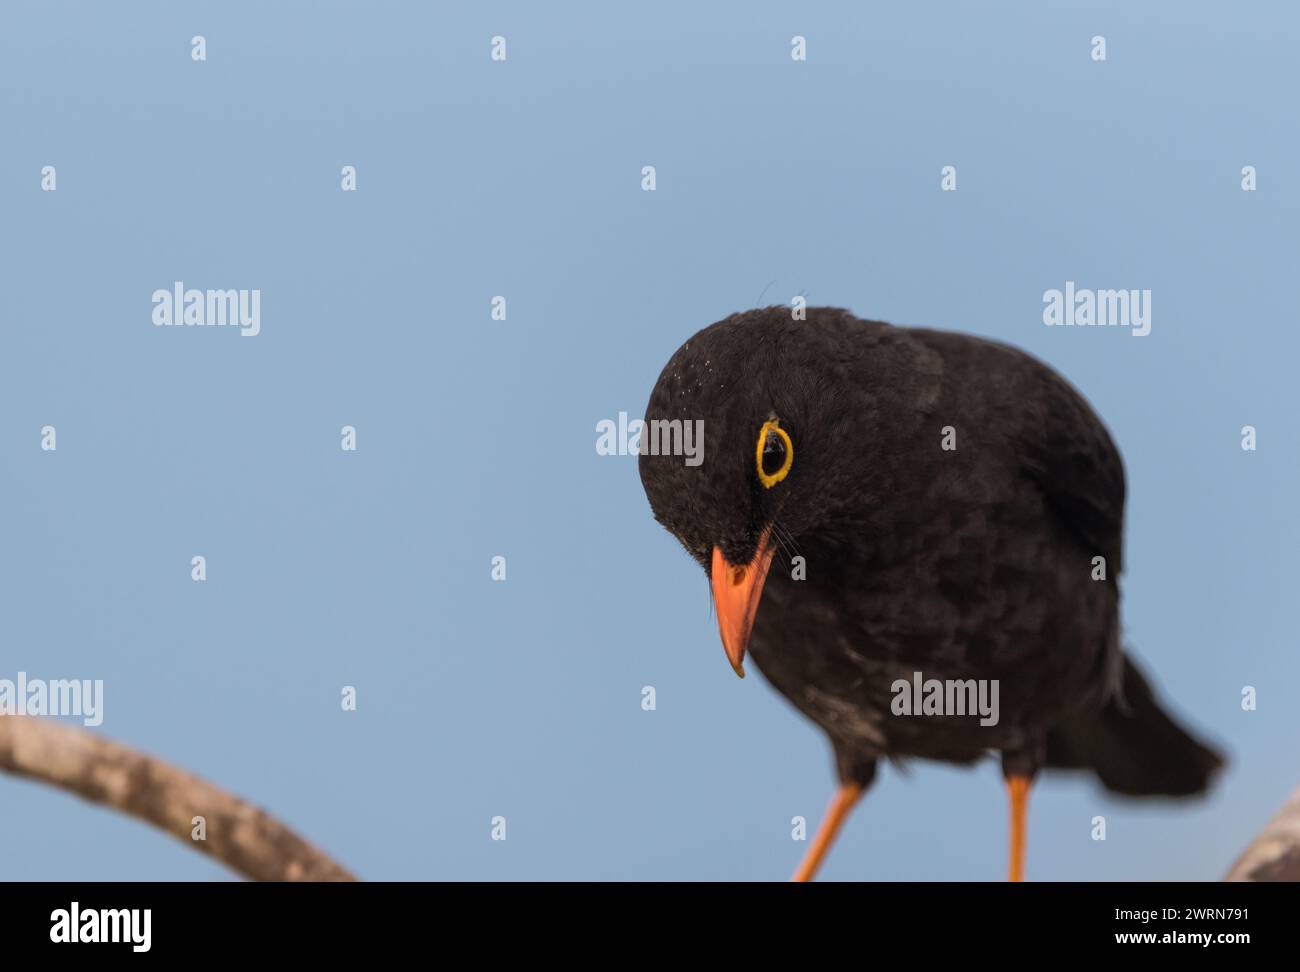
1225, 786, 1300, 881
0, 714, 355, 882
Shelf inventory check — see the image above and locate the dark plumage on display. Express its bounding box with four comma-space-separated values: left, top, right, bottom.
638, 306, 1222, 878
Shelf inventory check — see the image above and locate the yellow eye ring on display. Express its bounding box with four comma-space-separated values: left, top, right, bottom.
755, 418, 794, 488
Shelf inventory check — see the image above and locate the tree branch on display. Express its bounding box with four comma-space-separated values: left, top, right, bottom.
6, 709, 1297, 882
1225, 786, 1300, 881
0, 715, 355, 881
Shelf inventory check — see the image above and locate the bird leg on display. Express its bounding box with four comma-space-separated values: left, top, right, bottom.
791, 783, 863, 882
1006, 775, 1032, 882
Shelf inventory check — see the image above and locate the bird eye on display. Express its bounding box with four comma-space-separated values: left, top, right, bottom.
755, 418, 793, 488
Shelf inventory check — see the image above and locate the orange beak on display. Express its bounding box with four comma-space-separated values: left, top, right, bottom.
710, 527, 776, 679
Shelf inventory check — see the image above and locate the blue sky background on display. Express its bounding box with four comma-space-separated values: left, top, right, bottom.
1, 1, 1295, 880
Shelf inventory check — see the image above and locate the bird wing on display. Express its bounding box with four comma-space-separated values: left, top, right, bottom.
1017, 363, 1127, 573
904, 326, 1127, 573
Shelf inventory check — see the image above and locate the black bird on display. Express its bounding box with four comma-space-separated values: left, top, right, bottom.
638, 306, 1223, 881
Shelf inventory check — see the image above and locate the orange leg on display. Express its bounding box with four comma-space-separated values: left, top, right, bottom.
1006, 774, 1033, 882
791, 783, 863, 882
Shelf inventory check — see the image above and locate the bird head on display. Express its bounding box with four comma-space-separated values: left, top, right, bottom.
638, 307, 872, 678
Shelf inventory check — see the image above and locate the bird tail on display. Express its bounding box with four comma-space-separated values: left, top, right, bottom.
1045, 654, 1224, 797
